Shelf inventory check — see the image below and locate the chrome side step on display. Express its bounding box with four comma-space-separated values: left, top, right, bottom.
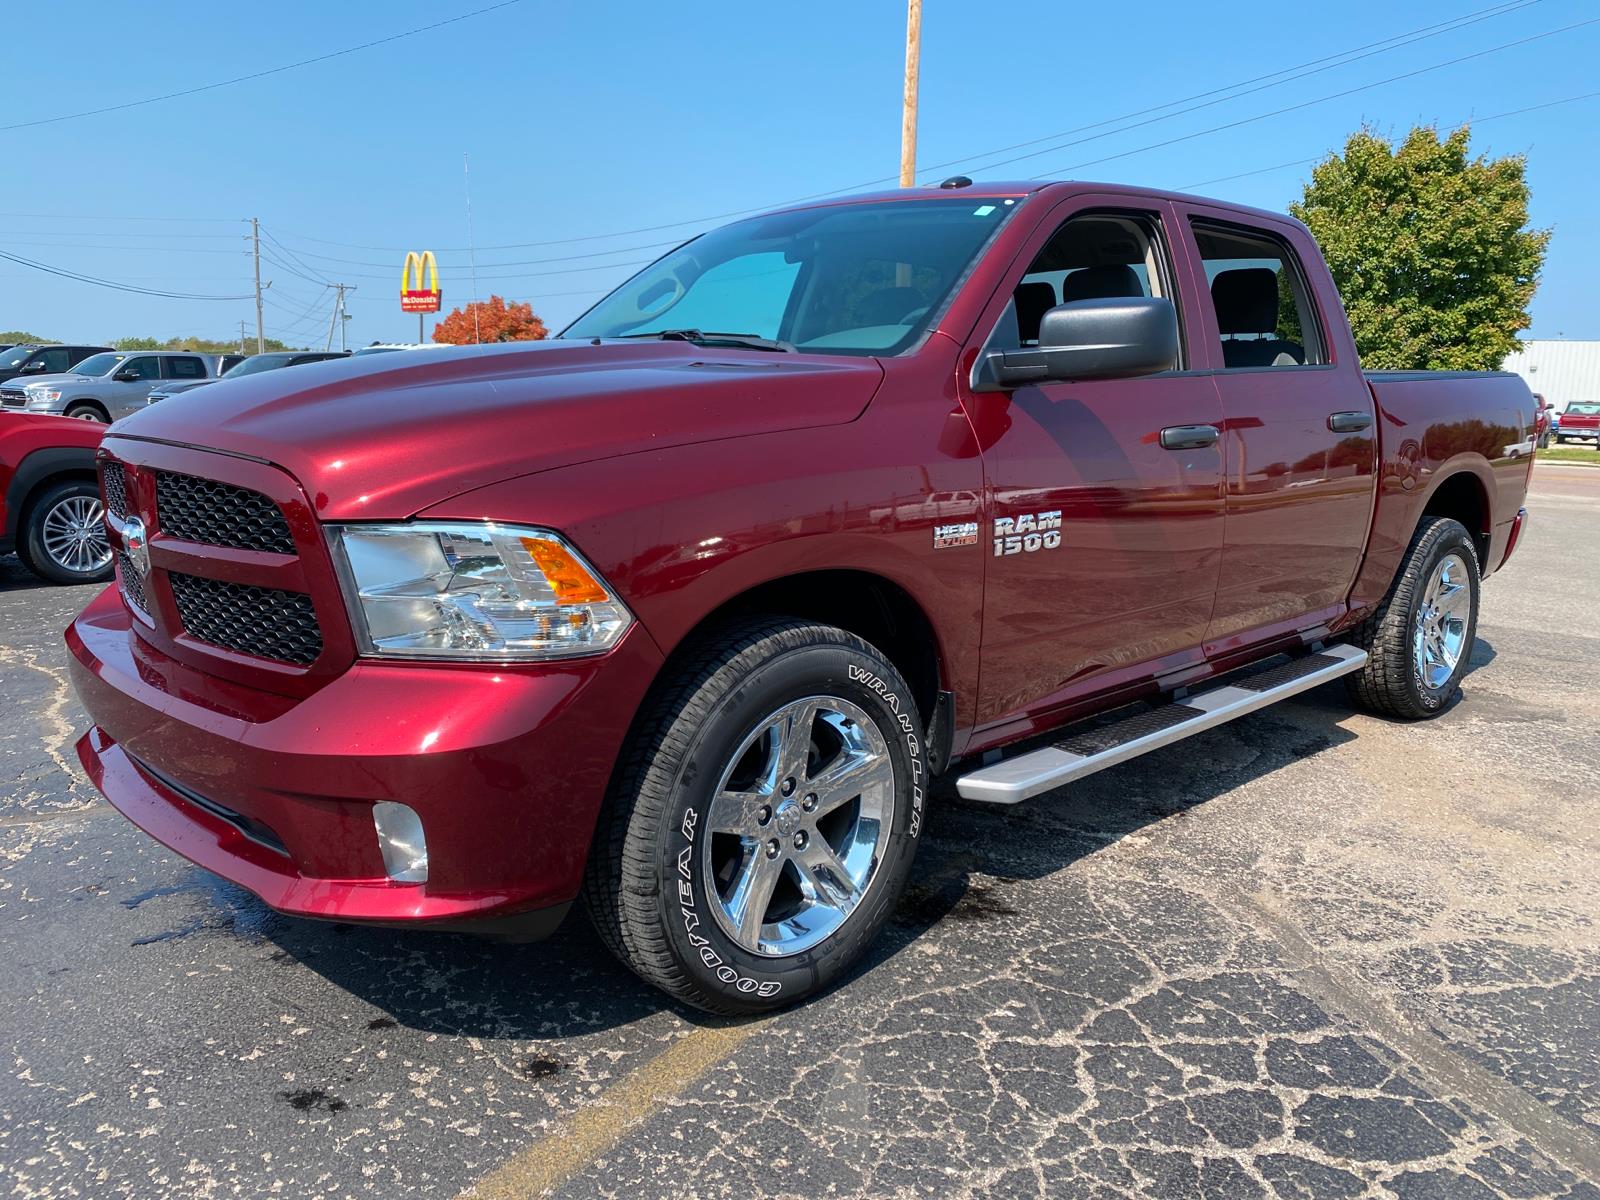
956, 644, 1368, 805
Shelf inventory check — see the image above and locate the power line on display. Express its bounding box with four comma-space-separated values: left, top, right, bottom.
269, 0, 1553, 254
1028, 15, 1600, 179
0, 1, 525, 133
932, 0, 1551, 178
1178, 88, 1600, 190
0, 248, 252, 300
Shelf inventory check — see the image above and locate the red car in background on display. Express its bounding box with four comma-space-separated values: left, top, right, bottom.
1555, 400, 1600, 444
1, 413, 111, 584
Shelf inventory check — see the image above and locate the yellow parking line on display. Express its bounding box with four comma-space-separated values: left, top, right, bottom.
458, 1018, 767, 1200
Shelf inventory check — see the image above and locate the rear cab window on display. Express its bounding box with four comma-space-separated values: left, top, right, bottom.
1190, 220, 1325, 369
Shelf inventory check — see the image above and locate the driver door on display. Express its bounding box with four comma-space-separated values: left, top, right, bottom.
958, 198, 1226, 731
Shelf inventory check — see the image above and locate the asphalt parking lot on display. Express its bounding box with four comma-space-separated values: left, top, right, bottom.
3, 467, 1597, 1200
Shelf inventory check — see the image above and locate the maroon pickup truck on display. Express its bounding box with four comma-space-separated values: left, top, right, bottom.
66, 180, 1533, 1012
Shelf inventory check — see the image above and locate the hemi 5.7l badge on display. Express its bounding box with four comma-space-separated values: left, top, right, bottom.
994, 510, 1062, 556
933, 521, 980, 550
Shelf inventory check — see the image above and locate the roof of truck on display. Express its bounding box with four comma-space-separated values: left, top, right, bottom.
760, 179, 1297, 228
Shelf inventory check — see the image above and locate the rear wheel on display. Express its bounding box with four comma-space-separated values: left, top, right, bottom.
583, 618, 926, 1013
1346, 516, 1479, 720
17, 480, 113, 585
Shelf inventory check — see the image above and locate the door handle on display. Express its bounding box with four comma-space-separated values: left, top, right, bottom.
1159, 423, 1220, 450
1328, 411, 1373, 433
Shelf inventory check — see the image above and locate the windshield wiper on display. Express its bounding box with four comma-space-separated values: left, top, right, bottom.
617, 329, 794, 353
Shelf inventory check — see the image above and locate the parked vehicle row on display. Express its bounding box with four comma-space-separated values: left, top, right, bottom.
1, 348, 348, 423
66, 178, 1533, 1013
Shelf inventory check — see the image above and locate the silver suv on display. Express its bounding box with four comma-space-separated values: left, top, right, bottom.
15, 351, 226, 423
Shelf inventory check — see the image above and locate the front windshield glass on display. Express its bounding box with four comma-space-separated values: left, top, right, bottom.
0, 346, 34, 369
564, 197, 1020, 356
69, 352, 126, 377
223, 354, 292, 377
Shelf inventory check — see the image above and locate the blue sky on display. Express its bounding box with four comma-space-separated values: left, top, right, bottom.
2, 0, 1595, 350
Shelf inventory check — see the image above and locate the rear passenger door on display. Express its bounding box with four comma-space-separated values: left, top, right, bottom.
1174, 205, 1377, 651
959, 197, 1226, 728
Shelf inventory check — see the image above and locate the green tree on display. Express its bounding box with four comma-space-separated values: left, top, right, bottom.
112, 334, 302, 353
1290, 125, 1548, 371
0, 330, 53, 343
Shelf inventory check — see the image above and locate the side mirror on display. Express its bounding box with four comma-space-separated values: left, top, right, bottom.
21, 360, 48, 373
971, 296, 1179, 392
112, 368, 140, 382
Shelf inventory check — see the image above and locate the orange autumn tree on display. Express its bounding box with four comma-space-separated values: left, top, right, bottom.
432, 295, 549, 344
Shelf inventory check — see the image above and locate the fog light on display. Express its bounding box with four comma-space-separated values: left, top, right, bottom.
372, 801, 428, 883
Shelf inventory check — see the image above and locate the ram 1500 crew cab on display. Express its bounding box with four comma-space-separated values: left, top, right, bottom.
66, 180, 1534, 1012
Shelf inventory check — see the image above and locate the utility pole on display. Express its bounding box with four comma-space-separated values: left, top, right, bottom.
249, 218, 265, 354
237, 320, 246, 354
899, 0, 921, 188
325, 284, 353, 351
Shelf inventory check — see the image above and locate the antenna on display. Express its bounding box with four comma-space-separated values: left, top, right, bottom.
464, 153, 481, 345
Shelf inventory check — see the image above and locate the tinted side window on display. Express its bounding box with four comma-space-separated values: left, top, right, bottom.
166, 356, 207, 379
123, 357, 162, 380
989, 210, 1178, 355
1190, 221, 1324, 368
39, 348, 71, 372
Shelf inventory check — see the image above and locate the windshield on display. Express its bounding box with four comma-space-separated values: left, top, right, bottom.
0, 346, 35, 369
68, 352, 126, 377
563, 197, 1020, 356
223, 353, 293, 377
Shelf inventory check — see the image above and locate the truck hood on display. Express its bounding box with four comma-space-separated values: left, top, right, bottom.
9, 372, 98, 389
109, 339, 885, 518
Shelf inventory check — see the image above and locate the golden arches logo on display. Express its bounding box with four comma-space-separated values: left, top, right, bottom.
400, 251, 441, 312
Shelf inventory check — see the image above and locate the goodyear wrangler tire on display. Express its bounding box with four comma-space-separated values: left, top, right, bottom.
583, 618, 927, 1014
1346, 516, 1480, 720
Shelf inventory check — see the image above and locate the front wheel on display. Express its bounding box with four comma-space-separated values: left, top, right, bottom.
64, 403, 108, 423
17, 480, 113, 585
584, 618, 927, 1013
1347, 516, 1479, 720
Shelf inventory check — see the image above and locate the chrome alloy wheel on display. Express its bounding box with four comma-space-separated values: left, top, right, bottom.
1413, 551, 1471, 691
703, 695, 895, 957
40, 494, 111, 575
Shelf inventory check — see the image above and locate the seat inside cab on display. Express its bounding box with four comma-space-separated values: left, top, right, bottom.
991, 215, 1163, 351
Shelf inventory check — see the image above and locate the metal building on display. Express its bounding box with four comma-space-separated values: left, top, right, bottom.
1501, 340, 1600, 413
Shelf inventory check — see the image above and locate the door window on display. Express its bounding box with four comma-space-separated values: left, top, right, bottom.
988, 211, 1178, 357
1190, 221, 1325, 368
165, 356, 207, 379
122, 357, 161, 380
39, 348, 71, 372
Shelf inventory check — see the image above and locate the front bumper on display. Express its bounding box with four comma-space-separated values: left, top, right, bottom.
68, 586, 663, 929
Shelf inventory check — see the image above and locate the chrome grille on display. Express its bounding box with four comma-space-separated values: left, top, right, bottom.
168, 572, 322, 665
101, 462, 129, 519
155, 471, 295, 555
118, 552, 149, 616
0, 386, 28, 408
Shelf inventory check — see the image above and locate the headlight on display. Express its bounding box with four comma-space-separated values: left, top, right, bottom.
331, 521, 633, 661
25, 388, 61, 408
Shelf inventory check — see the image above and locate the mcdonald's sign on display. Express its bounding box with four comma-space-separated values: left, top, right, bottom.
400, 251, 442, 313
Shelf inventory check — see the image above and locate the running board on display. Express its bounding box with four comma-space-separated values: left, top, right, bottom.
956, 644, 1368, 805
